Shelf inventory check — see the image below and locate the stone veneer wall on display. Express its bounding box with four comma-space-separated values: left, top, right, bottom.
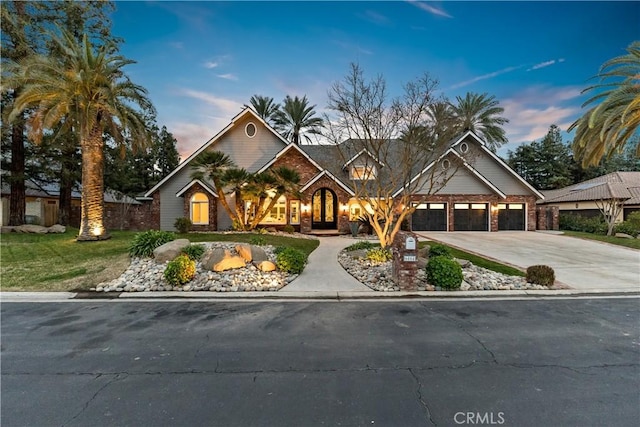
70, 193, 160, 231
181, 183, 218, 232
536, 205, 559, 231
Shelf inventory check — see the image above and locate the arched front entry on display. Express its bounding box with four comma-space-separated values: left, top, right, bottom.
312, 188, 337, 229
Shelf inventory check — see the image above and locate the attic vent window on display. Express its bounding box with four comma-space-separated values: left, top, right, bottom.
245, 122, 257, 138
460, 142, 469, 153
441, 159, 451, 170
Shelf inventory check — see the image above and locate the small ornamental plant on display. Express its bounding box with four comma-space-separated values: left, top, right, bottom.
164, 254, 196, 286
129, 230, 175, 257
366, 247, 393, 264
174, 217, 192, 233
182, 244, 205, 261
250, 235, 266, 246
426, 256, 463, 290
276, 247, 307, 274
345, 241, 377, 252
282, 225, 295, 234
428, 243, 452, 259
526, 265, 555, 287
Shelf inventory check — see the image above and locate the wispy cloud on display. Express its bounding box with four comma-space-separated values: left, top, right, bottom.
168, 122, 220, 161
178, 89, 242, 116
361, 10, 390, 26
527, 58, 566, 71
332, 39, 373, 56
450, 65, 524, 89
203, 61, 218, 69
217, 73, 238, 81
407, 1, 453, 18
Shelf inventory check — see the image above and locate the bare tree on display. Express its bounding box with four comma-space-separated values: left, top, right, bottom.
324, 64, 466, 248
595, 196, 626, 236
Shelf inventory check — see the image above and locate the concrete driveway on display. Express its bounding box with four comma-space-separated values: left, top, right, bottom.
417, 231, 640, 291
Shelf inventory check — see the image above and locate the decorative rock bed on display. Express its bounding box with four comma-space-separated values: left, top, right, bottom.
95, 242, 296, 293
338, 250, 549, 292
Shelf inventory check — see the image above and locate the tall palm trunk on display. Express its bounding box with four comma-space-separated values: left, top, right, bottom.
8, 115, 26, 226
77, 125, 108, 240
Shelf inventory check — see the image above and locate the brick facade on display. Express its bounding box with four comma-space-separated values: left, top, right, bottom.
270, 146, 321, 186
70, 193, 160, 231
536, 205, 559, 231
298, 175, 352, 233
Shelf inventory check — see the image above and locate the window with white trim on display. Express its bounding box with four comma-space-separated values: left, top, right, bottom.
245, 122, 257, 138
259, 195, 287, 225
289, 200, 300, 225
350, 165, 376, 180
190, 192, 209, 225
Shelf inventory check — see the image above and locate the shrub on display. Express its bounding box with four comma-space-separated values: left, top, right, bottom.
182, 244, 205, 261
282, 225, 295, 234
163, 254, 196, 286
626, 211, 640, 229
559, 213, 607, 234
345, 241, 377, 252
426, 256, 463, 290
366, 247, 392, 264
174, 217, 192, 233
526, 265, 555, 287
614, 220, 639, 237
129, 230, 175, 257
276, 247, 307, 274
428, 243, 452, 259
250, 235, 266, 246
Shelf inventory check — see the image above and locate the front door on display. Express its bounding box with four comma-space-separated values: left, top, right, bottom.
312, 188, 337, 229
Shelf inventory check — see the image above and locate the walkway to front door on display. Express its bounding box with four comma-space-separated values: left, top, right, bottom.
285, 237, 372, 292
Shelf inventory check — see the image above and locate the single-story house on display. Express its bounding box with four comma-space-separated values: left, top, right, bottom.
0, 179, 141, 227
142, 107, 544, 233
537, 172, 640, 222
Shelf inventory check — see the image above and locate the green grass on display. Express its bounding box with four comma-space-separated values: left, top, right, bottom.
561, 230, 640, 250
419, 241, 526, 277
0, 229, 319, 291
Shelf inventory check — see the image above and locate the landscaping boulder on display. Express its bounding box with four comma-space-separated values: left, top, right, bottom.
256, 260, 277, 272
417, 257, 428, 270
250, 245, 269, 263
615, 232, 633, 239
201, 248, 227, 270
236, 244, 253, 262
47, 224, 66, 234
214, 254, 246, 272
347, 249, 368, 259
153, 238, 190, 263
456, 258, 471, 268
15, 224, 48, 234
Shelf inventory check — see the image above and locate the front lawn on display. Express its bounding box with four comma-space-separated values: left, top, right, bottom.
560, 230, 640, 250
0, 229, 319, 292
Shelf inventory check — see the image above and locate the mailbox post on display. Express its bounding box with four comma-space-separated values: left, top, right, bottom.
391, 230, 419, 291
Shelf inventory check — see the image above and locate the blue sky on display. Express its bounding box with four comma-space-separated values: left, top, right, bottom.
111, 1, 639, 158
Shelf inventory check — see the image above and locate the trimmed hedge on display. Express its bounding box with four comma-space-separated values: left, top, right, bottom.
426, 256, 463, 290
526, 265, 555, 287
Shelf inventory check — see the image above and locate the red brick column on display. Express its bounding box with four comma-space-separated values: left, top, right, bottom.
391, 230, 419, 291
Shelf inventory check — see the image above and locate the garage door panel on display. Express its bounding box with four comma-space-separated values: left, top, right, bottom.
412, 203, 447, 231
454, 203, 488, 231
498, 204, 525, 230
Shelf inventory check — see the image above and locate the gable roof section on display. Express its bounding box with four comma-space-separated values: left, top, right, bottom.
175, 179, 219, 198
144, 107, 289, 197
540, 172, 640, 204
391, 148, 507, 198
299, 170, 355, 196
256, 142, 324, 174
342, 148, 385, 169
452, 131, 544, 199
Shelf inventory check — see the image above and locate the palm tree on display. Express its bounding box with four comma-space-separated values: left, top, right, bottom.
222, 167, 251, 229
247, 166, 300, 229
7, 29, 152, 240
273, 95, 324, 145
569, 41, 640, 167
191, 150, 239, 226
248, 94, 280, 124
450, 92, 509, 150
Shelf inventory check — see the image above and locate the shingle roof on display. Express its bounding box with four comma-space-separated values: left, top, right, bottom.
1, 178, 140, 205
539, 172, 640, 205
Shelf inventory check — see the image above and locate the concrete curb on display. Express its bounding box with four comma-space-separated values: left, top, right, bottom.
2, 289, 639, 302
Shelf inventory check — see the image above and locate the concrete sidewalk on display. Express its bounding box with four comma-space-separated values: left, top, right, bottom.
283, 237, 373, 293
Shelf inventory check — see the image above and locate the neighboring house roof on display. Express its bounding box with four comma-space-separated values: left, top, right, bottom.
144, 107, 290, 197
1, 178, 140, 204
539, 172, 640, 205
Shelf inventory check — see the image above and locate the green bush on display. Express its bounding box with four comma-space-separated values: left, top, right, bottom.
366, 247, 392, 263
174, 217, 192, 233
559, 213, 607, 234
249, 235, 266, 246
614, 220, 639, 237
282, 225, 295, 234
182, 244, 206, 261
626, 211, 640, 229
345, 241, 377, 252
163, 254, 196, 286
526, 265, 555, 287
129, 230, 176, 257
426, 256, 463, 290
276, 247, 307, 274
428, 243, 452, 259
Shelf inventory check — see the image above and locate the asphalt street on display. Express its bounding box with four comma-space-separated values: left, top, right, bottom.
2, 298, 639, 427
